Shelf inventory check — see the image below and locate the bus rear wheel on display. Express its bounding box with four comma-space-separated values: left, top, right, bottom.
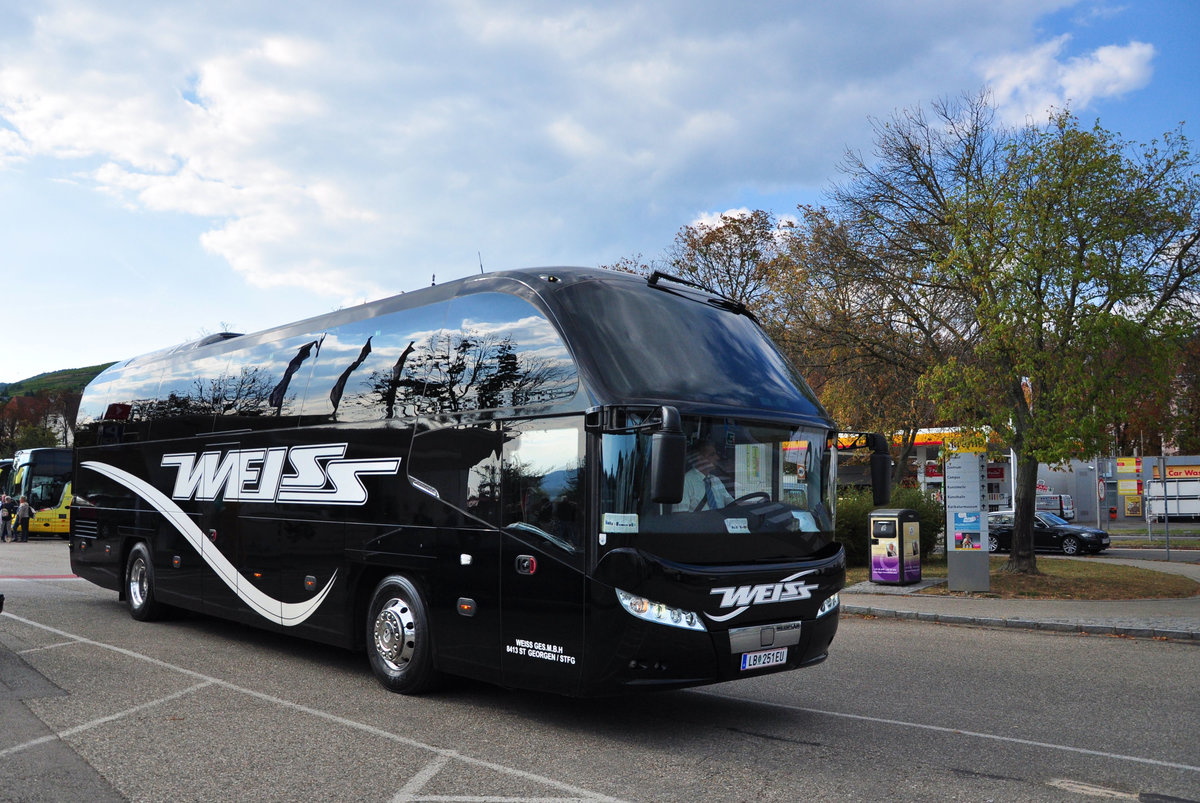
366, 575, 439, 694
126, 542, 166, 621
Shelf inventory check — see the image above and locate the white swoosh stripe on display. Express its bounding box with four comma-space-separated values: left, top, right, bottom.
81, 460, 336, 627
704, 606, 749, 622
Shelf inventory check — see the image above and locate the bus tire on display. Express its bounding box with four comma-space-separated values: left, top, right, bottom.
126, 542, 166, 622
366, 574, 439, 694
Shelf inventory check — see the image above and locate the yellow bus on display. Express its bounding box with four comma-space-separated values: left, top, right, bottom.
7, 448, 73, 538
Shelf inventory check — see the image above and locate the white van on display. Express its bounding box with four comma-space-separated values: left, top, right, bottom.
1036, 493, 1075, 520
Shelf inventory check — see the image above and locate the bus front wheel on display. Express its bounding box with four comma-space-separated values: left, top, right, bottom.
126, 542, 166, 622
366, 575, 439, 694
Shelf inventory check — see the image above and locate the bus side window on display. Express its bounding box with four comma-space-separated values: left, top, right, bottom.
440, 293, 579, 413
213, 334, 321, 429
304, 303, 450, 423
151, 353, 230, 438
501, 423, 583, 552
408, 424, 504, 526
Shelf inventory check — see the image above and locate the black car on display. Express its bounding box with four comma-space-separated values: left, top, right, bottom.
986, 511, 1110, 555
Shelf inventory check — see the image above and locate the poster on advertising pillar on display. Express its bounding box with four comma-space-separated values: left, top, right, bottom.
944, 449, 990, 591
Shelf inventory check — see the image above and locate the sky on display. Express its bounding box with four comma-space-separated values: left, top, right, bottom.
1, 0, 1197, 383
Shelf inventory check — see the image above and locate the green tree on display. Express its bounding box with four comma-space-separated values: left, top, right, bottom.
1169, 335, 1200, 453
832, 93, 1200, 573
769, 205, 949, 485
14, 425, 59, 450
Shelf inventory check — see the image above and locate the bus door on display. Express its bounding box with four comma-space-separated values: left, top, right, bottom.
407, 425, 504, 678
498, 422, 586, 695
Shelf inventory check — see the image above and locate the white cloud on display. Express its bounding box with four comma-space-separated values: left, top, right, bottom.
0, 1, 1180, 381
1061, 41, 1155, 103
691, 208, 753, 228
983, 35, 1155, 124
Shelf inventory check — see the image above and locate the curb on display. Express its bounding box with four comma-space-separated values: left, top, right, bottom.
841, 604, 1200, 642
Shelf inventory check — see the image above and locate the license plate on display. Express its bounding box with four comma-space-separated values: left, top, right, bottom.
740, 647, 788, 671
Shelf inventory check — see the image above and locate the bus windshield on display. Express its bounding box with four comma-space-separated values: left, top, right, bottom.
9, 449, 72, 510
554, 278, 824, 417
600, 415, 835, 537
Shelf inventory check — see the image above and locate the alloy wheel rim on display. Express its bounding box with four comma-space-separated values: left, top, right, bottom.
129, 558, 148, 608
373, 596, 416, 672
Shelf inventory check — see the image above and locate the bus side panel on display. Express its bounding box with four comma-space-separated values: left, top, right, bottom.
343, 520, 502, 682
428, 524, 502, 680
29, 491, 72, 537
72, 444, 186, 603
500, 531, 585, 695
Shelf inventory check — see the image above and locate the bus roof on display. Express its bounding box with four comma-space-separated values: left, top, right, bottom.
81, 268, 829, 431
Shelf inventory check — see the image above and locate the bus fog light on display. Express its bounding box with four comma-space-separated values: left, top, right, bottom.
816, 593, 839, 618
616, 589, 706, 632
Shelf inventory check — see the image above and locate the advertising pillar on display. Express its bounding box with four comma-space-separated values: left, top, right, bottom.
944, 446, 990, 592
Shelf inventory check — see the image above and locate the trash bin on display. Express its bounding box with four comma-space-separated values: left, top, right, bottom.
869, 508, 921, 585
1109, 506, 1117, 520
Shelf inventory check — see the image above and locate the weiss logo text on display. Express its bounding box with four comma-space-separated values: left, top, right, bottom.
708, 570, 820, 618
710, 579, 818, 609
161, 443, 401, 505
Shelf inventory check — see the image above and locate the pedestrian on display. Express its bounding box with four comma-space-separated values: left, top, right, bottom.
0, 492, 12, 542
14, 495, 32, 542
0, 494, 11, 542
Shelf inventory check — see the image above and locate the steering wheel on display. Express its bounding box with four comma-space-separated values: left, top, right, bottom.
731, 492, 771, 505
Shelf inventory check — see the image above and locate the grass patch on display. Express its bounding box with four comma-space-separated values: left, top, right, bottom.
847, 556, 1199, 600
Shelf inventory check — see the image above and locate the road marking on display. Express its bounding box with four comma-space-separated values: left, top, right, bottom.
0, 681, 213, 759
394, 754, 453, 801
18, 639, 80, 654
700, 690, 1200, 774
2, 612, 627, 803
391, 751, 601, 802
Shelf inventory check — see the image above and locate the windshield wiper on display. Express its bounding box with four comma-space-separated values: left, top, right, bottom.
647, 271, 755, 320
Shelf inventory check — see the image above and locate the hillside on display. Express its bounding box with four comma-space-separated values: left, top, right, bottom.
0, 363, 114, 397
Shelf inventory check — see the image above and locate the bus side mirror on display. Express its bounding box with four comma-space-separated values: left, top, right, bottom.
869, 434, 892, 506
650, 406, 685, 504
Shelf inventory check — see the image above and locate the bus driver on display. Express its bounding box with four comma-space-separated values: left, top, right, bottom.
676, 441, 734, 512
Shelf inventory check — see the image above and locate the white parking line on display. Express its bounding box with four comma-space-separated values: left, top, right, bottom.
700, 690, 1200, 774
17, 638, 81, 654
393, 753, 453, 801
2, 613, 627, 803
0, 681, 213, 759
391, 752, 601, 802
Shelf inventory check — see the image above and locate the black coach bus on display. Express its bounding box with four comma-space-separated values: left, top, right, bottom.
71, 267, 886, 696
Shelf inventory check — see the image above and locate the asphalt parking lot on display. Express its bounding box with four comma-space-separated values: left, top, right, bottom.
4, 539, 1199, 802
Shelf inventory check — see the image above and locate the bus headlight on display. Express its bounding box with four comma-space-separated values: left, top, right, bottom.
615, 589, 706, 632
816, 593, 839, 618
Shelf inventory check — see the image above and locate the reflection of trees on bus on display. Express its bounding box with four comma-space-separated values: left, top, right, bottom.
268, 338, 322, 414
330, 337, 374, 418
496, 455, 583, 553
461, 447, 583, 553
361, 330, 571, 417
131, 366, 276, 421
195, 366, 276, 415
